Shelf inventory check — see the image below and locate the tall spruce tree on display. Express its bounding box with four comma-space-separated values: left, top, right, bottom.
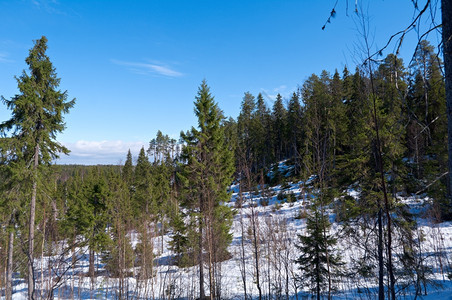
179, 80, 235, 299
287, 92, 304, 174
133, 147, 154, 218
407, 41, 448, 212
301, 71, 336, 184
335, 67, 369, 189
237, 92, 256, 171
271, 94, 287, 162
122, 149, 134, 186
329, 70, 347, 175
253, 93, 272, 171
0, 36, 75, 300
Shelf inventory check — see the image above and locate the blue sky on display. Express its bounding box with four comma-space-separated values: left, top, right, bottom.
0, 0, 442, 164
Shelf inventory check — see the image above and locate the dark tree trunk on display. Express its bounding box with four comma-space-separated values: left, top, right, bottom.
6, 220, 14, 300
316, 252, 321, 300
89, 248, 95, 288
238, 198, 248, 300
199, 222, 205, 299
443, 0, 452, 206
378, 209, 384, 300
251, 207, 262, 300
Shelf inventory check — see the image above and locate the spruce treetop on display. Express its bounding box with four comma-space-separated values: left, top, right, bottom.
1, 36, 75, 163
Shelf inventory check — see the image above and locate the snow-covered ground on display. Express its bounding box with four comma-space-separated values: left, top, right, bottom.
5, 167, 452, 299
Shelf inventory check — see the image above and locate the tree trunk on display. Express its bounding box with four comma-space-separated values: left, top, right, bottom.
28, 144, 39, 300
208, 225, 214, 300
238, 162, 249, 300
442, 0, 452, 205
378, 209, 384, 300
239, 208, 248, 300
6, 221, 14, 300
199, 221, 205, 299
316, 251, 321, 300
373, 97, 395, 299
41, 211, 46, 298
251, 206, 262, 300
323, 221, 332, 300
386, 196, 396, 300
71, 241, 75, 300
89, 248, 95, 289
369, 71, 394, 298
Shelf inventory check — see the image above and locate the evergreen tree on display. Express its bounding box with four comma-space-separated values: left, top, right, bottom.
149, 131, 175, 252
253, 93, 272, 171
103, 171, 134, 292
301, 71, 336, 185
295, 206, 342, 300
407, 41, 447, 212
298, 72, 345, 298
374, 54, 407, 172
122, 149, 134, 186
0, 141, 25, 300
329, 70, 347, 175
271, 93, 287, 162
64, 168, 111, 286
0, 36, 75, 299
133, 147, 154, 218
374, 55, 410, 299
132, 147, 158, 280
168, 208, 188, 266
237, 92, 256, 171
149, 130, 176, 163
287, 92, 304, 174
222, 117, 238, 164
179, 80, 235, 299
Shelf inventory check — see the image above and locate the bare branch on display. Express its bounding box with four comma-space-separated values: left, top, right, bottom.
416, 171, 449, 195
363, 0, 433, 65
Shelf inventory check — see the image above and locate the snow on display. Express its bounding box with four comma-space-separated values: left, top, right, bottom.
5, 162, 452, 299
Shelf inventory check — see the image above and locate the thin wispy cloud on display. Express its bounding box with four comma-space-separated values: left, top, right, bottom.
31, 0, 59, 7
111, 59, 184, 78
0, 52, 13, 63
31, 0, 66, 15
57, 140, 146, 165
273, 85, 287, 93
261, 85, 293, 102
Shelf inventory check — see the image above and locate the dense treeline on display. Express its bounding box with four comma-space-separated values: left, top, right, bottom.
229, 40, 448, 299
232, 42, 447, 206
0, 37, 450, 299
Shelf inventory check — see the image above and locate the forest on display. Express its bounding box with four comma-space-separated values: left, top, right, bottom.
1, 32, 452, 300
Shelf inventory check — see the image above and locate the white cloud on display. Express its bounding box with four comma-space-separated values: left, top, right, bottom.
57, 140, 146, 165
111, 59, 184, 78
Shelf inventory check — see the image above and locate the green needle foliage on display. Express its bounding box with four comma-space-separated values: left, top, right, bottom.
295, 208, 342, 300
179, 80, 235, 298
1, 36, 75, 164
1, 36, 75, 299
